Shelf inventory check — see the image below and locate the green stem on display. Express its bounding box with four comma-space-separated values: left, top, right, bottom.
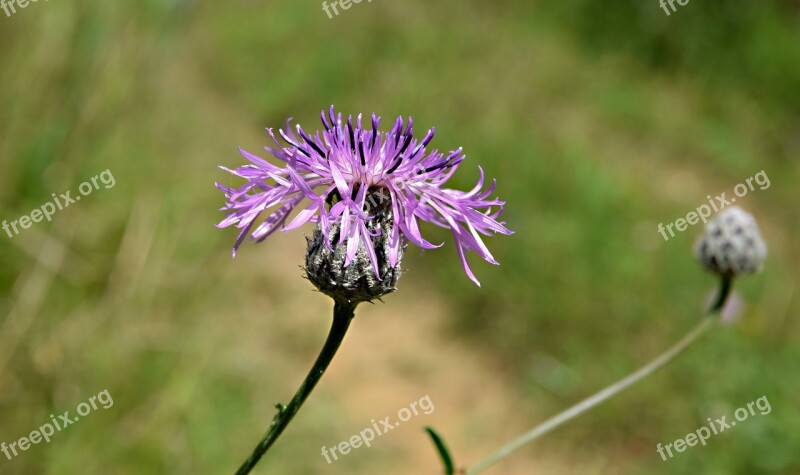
234, 300, 357, 475
463, 277, 732, 474
709, 275, 733, 314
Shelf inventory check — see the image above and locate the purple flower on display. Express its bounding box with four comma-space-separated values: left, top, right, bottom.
217, 106, 513, 286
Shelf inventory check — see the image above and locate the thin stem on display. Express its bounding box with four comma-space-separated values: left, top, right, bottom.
709, 275, 733, 314
235, 300, 357, 475
464, 277, 732, 475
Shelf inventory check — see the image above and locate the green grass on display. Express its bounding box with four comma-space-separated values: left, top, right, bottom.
0, 1, 798, 474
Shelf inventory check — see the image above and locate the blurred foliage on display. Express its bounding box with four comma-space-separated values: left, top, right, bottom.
0, 0, 798, 474
541, 0, 800, 111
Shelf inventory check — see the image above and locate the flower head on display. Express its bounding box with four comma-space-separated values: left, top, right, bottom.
217, 106, 512, 285
695, 206, 767, 278
305, 187, 403, 303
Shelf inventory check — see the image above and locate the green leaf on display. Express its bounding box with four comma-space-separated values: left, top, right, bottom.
425, 426, 455, 475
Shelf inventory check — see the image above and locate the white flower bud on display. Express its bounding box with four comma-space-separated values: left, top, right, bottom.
695, 206, 767, 277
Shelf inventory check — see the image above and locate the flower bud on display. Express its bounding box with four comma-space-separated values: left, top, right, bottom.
695, 206, 767, 278
305, 190, 404, 303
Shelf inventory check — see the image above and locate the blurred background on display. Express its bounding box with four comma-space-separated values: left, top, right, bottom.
1, 1, 798, 474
